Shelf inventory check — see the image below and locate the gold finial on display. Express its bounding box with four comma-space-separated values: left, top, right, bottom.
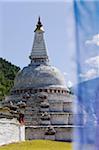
34, 16, 44, 32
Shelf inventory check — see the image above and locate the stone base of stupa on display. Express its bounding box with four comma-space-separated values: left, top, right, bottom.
25, 126, 73, 142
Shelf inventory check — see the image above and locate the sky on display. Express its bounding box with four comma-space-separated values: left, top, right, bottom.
74, 1, 99, 84
1, 1, 99, 149
0, 0, 77, 86
0, 0, 99, 86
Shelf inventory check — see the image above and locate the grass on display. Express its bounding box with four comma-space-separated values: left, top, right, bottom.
0, 140, 72, 150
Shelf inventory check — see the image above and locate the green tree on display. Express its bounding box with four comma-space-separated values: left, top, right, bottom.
0, 58, 20, 101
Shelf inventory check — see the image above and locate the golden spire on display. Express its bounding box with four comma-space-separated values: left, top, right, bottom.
34, 16, 44, 32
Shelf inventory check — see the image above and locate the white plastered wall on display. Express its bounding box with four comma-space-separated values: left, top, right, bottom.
0, 118, 25, 146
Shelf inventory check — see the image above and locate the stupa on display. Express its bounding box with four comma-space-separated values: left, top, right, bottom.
2, 17, 76, 141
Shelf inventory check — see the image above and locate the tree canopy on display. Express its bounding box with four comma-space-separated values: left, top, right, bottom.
0, 58, 20, 101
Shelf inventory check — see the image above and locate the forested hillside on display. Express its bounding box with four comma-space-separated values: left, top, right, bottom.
0, 58, 20, 101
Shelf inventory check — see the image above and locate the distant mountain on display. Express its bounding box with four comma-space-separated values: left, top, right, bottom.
73, 78, 99, 143
73, 77, 99, 118
74, 77, 99, 114
0, 58, 20, 101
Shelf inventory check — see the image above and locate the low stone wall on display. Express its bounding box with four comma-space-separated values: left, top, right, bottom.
25, 126, 73, 141
0, 118, 25, 146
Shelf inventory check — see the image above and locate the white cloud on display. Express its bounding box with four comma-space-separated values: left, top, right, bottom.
63, 72, 68, 76
67, 81, 73, 88
80, 69, 98, 80
85, 55, 99, 67
80, 55, 99, 81
85, 34, 99, 46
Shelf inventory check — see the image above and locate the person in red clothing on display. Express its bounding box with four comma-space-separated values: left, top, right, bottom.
19, 113, 24, 125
